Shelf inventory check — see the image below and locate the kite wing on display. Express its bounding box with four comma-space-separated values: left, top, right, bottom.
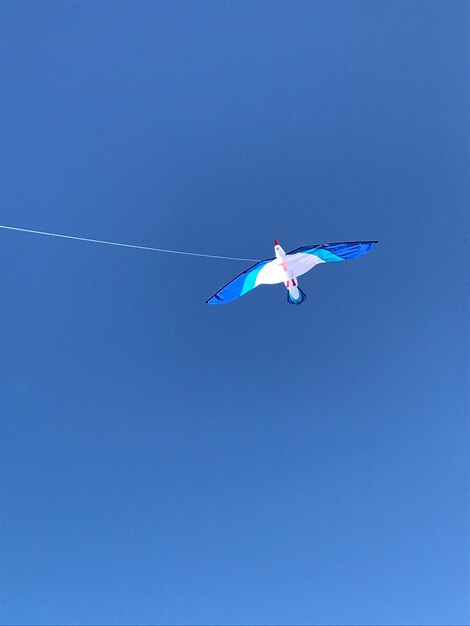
286, 241, 378, 277
206, 258, 285, 305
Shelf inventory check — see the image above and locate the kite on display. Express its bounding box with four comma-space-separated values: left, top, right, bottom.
206, 240, 378, 305
0, 226, 377, 307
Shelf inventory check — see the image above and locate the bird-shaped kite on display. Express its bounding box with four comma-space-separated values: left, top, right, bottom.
206, 240, 377, 305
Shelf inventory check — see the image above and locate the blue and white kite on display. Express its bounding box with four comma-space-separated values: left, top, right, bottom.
0, 227, 377, 307
206, 240, 378, 305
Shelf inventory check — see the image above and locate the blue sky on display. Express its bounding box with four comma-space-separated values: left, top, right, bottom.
1, 1, 468, 624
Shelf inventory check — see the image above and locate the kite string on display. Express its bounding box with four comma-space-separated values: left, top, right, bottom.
0, 225, 260, 262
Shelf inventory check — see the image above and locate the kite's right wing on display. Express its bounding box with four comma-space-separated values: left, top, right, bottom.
287, 241, 378, 277
206, 258, 284, 305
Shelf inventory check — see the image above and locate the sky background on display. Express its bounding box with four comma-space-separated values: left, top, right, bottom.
1, 1, 469, 624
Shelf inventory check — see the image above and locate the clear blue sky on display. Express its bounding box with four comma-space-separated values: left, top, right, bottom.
1, 1, 468, 624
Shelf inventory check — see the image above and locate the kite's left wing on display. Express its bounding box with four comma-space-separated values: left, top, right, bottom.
206, 258, 284, 305
287, 241, 378, 277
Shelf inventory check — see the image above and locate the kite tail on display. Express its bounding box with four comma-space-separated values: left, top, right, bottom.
287, 287, 307, 305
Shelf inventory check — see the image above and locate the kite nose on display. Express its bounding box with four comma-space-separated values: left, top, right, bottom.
274, 239, 280, 246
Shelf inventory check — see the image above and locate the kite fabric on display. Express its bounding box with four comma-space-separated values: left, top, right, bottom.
206, 240, 378, 306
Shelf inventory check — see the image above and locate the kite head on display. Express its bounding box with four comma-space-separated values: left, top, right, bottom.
274, 239, 286, 258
